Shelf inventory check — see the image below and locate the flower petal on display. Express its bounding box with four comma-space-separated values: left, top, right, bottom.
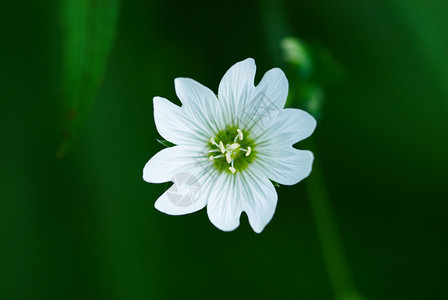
255, 147, 314, 186
237, 67, 288, 131
241, 167, 278, 233
218, 58, 256, 125
145, 145, 215, 215
174, 78, 224, 136
256, 108, 317, 146
207, 173, 243, 232
143, 145, 201, 183
153, 96, 209, 146
255, 67, 288, 113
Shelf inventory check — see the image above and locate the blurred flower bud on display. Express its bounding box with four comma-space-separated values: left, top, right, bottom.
281, 36, 313, 79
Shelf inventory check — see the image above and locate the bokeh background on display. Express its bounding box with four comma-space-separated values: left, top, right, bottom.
1, 0, 447, 299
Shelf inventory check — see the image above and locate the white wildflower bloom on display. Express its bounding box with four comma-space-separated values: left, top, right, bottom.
143, 58, 316, 233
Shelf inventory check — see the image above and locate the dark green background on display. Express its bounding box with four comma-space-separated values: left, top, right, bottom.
1, 1, 447, 299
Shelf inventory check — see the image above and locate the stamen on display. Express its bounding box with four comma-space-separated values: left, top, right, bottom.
208, 128, 253, 175
219, 141, 225, 153
237, 129, 243, 140
234, 129, 244, 142
246, 146, 251, 156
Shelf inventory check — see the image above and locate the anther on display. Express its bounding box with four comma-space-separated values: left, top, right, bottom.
237, 129, 243, 140
246, 146, 251, 157
225, 153, 232, 164
209, 137, 215, 144
219, 141, 225, 153
229, 166, 236, 174
209, 156, 214, 162
227, 143, 240, 151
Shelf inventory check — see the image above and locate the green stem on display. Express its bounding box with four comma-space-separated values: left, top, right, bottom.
260, 1, 364, 298
306, 139, 364, 300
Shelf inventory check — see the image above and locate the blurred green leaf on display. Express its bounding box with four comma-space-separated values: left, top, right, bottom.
57, 0, 119, 158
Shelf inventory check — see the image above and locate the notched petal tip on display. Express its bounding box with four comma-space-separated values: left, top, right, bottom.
244, 211, 270, 234
241, 57, 255, 65
154, 190, 207, 216
173, 77, 188, 91
255, 67, 289, 111
284, 149, 314, 185
153, 96, 180, 117
241, 170, 278, 234
262, 67, 287, 83
252, 223, 266, 234
289, 108, 317, 142
222, 57, 257, 83
208, 215, 241, 232
142, 146, 196, 184
154, 196, 177, 215
206, 196, 242, 232
302, 110, 317, 134
271, 108, 318, 145
298, 111, 317, 143
142, 159, 158, 183
153, 95, 167, 106
300, 149, 314, 177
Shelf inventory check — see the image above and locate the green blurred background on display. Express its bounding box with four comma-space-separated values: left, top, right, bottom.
1, 0, 447, 299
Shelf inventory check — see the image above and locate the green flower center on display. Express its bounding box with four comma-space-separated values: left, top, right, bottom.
207, 126, 256, 174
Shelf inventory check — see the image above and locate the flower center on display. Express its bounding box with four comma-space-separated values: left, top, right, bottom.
207, 127, 256, 174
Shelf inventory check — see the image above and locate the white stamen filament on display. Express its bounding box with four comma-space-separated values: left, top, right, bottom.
209, 153, 224, 162
207, 149, 221, 153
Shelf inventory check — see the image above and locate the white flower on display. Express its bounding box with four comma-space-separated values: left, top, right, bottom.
143, 58, 316, 233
